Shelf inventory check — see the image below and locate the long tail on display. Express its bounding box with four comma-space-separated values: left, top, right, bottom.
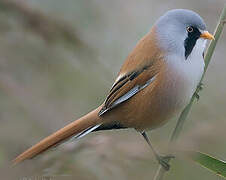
13, 107, 102, 165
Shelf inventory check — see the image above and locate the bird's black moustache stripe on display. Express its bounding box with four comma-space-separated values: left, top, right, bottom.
184, 26, 201, 59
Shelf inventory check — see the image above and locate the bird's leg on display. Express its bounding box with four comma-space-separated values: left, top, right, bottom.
194, 82, 204, 100
141, 131, 174, 171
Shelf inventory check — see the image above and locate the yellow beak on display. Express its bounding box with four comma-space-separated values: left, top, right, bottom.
200, 31, 215, 40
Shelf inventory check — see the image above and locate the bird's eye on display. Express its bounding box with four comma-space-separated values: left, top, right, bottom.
186, 26, 194, 33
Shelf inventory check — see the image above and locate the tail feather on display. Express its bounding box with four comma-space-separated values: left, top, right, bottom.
13, 107, 102, 165
71, 124, 102, 140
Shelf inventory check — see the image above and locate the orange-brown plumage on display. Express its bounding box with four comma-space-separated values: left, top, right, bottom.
13, 9, 213, 165
13, 107, 102, 165
13, 27, 168, 165
99, 27, 180, 130
119, 27, 162, 75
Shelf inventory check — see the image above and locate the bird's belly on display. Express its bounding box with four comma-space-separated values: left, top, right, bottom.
139, 54, 205, 130
141, 75, 193, 130
134, 71, 200, 130
118, 67, 201, 130
104, 57, 204, 131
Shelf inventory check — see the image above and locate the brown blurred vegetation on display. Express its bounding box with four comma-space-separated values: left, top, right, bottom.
0, 0, 226, 180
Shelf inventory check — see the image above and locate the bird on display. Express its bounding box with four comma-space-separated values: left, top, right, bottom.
13, 9, 214, 170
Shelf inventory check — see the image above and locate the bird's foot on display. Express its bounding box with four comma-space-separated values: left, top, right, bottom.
157, 155, 175, 171
194, 83, 204, 100
194, 92, 200, 100
197, 82, 204, 91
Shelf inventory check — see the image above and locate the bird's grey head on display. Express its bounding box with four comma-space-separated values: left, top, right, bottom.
155, 9, 209, 59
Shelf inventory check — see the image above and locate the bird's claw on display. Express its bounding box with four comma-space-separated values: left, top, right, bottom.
194, 92, 200, 100
195, 83, 204, 101
197, 83, 204, 91
157, 155, 175, 171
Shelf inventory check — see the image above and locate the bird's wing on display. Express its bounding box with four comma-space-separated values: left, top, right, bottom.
99, 64, 160, 116
99, 28, 164, 116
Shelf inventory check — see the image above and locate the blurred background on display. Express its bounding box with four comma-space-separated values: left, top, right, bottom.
0, 0, 225, 179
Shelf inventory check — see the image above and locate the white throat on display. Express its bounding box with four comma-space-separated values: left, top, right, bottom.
185, 38, 206, 88
166, 38, 206, 109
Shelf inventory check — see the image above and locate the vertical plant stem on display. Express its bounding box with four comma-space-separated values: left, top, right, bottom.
153, 4, 226, 180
